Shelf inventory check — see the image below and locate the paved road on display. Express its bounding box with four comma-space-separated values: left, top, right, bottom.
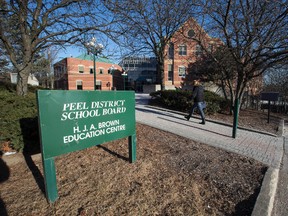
135, 93, 287, 216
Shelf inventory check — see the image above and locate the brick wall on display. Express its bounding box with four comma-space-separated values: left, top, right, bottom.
54, 57, 122, 91
164, 18, 222, 89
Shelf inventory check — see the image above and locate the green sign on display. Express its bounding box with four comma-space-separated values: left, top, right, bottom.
37, 90, 137, 202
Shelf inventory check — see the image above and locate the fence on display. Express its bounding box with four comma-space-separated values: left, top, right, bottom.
241, 94, 288, 114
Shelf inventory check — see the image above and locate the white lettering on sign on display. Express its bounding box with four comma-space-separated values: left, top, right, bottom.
63, 129, 105, 144
98, 120, 120, 129
91, 100, 125, 108
63, 102, 89, 111
63, 120, 126, 144
73, 124, 96, 133
102, 107, 126, 115
106, 125, 126, 134
61, 100, 127, 121
61, 109, 101, 121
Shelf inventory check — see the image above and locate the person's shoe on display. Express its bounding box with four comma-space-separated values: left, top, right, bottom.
199, 121, 205, 125
184, 115, 190, 121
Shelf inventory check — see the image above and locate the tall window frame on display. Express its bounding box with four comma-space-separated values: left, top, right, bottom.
178, 66, 186, 77
78, 65, 84, 73
168, 64, 173, 81
179, 45, 187, 56
196, 44, 203, 57
96, 80, 102, 90
76, 80, 83, 90
168, 42, 174, 59
89, 67, 93, 74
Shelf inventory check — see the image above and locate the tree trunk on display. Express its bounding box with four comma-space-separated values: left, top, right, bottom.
156, 50, 165, 91
232, 76, 247, 138
160, 62, 165, 90
16, 63, 32, 96
50, 76, 54, 89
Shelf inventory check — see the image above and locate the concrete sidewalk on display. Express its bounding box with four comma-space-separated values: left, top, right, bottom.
135, 93, 287, 216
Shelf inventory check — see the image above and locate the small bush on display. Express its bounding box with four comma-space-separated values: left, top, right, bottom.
150, 90, 193, 112
150, 89, 230, 115
204, 91, 229, 114
0, 81, 39, 153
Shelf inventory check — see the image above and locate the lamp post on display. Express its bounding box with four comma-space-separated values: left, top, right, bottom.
109, 65, 116, 90
122, 71, 128, 90
86, 37, 103, 90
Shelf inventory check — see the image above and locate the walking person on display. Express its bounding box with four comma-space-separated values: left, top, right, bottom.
184, 79, 206, 124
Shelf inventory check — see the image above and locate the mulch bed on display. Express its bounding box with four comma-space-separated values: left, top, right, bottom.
0, 123, 267, 216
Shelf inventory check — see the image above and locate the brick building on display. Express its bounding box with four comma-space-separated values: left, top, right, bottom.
54, 54, 123, 91
164, 18, 222, 89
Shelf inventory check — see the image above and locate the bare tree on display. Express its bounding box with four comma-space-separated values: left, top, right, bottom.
264, 66, 288, 97
0, 0, 114, 96
193, 0, 288, 136
31, 53, 50, 88
0, 45, 10, 72
103, 0, 198, 90
202, 0, 288, 101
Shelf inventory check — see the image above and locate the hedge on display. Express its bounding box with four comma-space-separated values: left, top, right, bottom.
0, 81, 40, 153
150, 89, 230, 115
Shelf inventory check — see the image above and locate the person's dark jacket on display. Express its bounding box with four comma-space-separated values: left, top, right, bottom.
192, 85, 204, 103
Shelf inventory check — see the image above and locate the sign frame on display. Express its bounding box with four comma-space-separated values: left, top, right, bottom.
260, 92, 279, 101
37, 90, 137, 202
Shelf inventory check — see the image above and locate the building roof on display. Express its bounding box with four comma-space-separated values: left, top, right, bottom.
75, 54, 114, 64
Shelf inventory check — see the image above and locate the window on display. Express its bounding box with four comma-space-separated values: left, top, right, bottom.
168, 64, 173, 81
78, 65, 84, 73
188, 29, 195, 38
96, 80, 101, 90
99, 68, 104, 74
196, 44, 203, 57
168, 42, 174, 59
76, 80, 83, 90
179, 45, 187, 56
208, 44, 213, 52
178, 66, 186, 77
90, 67, 94, 74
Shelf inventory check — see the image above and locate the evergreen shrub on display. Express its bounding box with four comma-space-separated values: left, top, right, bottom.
150, 89, 229, 115
0, 81, 39, 153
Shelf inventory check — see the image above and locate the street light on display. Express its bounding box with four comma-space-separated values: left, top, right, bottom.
86, 37, 103, 90
122, 71, 128, 90
109, 65, 117, 90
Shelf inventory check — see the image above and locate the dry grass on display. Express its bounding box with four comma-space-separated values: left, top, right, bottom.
1, 124, 266, 216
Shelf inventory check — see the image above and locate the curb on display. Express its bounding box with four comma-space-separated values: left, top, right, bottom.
277, 119, 285, 137
252, 120, 286, 216
252, 167, 280, 216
